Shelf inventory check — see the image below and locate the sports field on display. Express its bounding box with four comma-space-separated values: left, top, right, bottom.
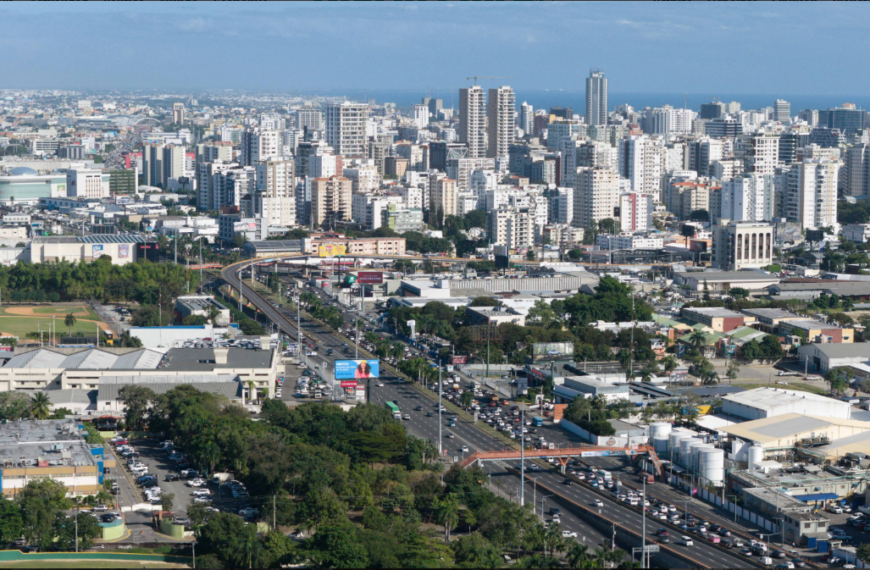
0, 304, 111, 339
0, 562, 188, 568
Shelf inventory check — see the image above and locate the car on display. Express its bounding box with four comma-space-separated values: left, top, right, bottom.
376, 382, 384, 387
192, 489, 211, 496
592, 499, 604, 508
655, 529, 669, 537
239, 507, 259, 517
790, 559, 806, 568
680, 536, 693, 547
771, 550, 787, 559
562, 530, 578, 538
93, 504, 109, 512
187, 478, 206, 487
461, 445, 469, 452
174, 517, 191, 526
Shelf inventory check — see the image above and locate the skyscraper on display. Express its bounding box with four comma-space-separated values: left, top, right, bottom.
774, 99, 791, 122
459, 86, 486, 158
172, 103, 185, 125
585, 70, 608, 126
519, 102, 534, 135
487, 86, 515, 159
326, 102, 368, 158
240, 128, 281, 166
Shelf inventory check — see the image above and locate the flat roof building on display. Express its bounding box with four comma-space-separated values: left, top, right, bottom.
797, 342, 870, 374
673, 270, 780, 291
681, 306, 754, 332
722, 388, 852, 421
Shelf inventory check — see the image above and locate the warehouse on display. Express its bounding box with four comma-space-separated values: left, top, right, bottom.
681, 307, 755, 333
797, 343, 870, 374
722, 413, 870, 460
722, 387, 852, 420
672, 270, 780, 292
28, 235, 153, 265
0, 419, 116, 497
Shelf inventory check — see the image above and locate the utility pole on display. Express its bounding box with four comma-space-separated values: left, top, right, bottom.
520, 406, 525, 506
641, 476, 647, 569
272, 495, 276, 531
438, 356, 443, 457
629, 287, 635, 382
74, 509, 78, 553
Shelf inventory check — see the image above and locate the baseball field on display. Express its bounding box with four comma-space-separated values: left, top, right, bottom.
0, 304, 112, 339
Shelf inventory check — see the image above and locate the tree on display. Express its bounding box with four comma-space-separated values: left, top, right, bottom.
725, 361, 740, 385
198, 512, 263, 569
160, 493, 175, 511
0, 498, 22, 546
469, 296, 503, 307
64, 312, 77, 336
434, 492, 461, 541
598, 218, 618, 235
452, 533, 503, 568
729, 287, 750, 300
0, 392, 33, 421
306, 522, 369, 569
232, 234, 246, 249
117, 385, 156, 431
54, 511, 101, 551
526, 299, 558, 328
824, 368, 849, 396
567, 248, 582, 260
687, 331, 708, 351
460, 390, 473, 409
19, 478, 72, 550
30, 392, 51, 421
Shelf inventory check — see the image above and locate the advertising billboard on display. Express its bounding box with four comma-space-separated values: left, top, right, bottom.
357, 271, 383, 284
531, 342, 574, 361
119, 244, 130, 258
335, 359, 379, 380
449, 355, 467, 365
92, 244, 104, 257
318, 244, 347, 258
340, 380, 358, 388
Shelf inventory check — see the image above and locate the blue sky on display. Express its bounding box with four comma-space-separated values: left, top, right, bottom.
1, 1, 868, 94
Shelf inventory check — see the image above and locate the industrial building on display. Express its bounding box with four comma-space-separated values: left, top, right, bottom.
681, 306, 754, 333
552, 376, 630, 403
28, 235, 153, 265
722, 413, 869, 460
722, 388, 852, 420
797, 342, 870, 374
175, 295, 231, 326
0, 419, 116, 497
672, 270, 780, 292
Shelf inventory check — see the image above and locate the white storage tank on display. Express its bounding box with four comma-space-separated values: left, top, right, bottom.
690, 443, 714, 473
650, 422, 672, 454
668, 432, 685, 456
679, 437, 702, 467
748, 444, 764, 470
699, 448, 726, 485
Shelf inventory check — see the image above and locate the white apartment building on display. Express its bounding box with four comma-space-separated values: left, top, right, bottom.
649, 106, 696, 136
486, 188, 529, 211
843, 143, 870, 197
459, 86, 486, 158
469, 169, 499, 208
618, 192, 654, 232
595, 233, 664, 250
543, 224, 584, 248
719, 174, 773, 223
343, 165, 380, 194
744, 133, 779, 176
66, 168, 108, 199
297, 105, 323, 131
843, 223, 870, 243
255, 159, 296, 227
586, 71, 608, 126
618, 135, 664, 200
308, 152, 338, 179
712, 220, 774, 271
240, 128, 281, 166
413, 105, 429, 129
352, 194, 404, 230
447, 157, 495, 191
395, 185, 423, 210
430, 178, 457, 223
197, 160, 238, 212
326, 102, 368, 158
457, 192, 480, 216
710, 158, 744, 181
785, 159, 839, 229
548, 187, 573, 225
487, 207, 535, 249
573, 166, 618, 229
487, 86, 516, 158
519, 102, 534, 135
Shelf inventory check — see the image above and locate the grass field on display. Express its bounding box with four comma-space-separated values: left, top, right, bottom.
0, 304, 109, 338
0, 562, 188, 569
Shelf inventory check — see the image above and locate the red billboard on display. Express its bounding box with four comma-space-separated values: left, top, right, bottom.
357, 271, 383, 284
450, 355, 467, 365
340, 380, 358, 388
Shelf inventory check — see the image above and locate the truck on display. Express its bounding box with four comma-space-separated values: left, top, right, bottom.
532, 417, 544, 427
211, 472, 234, 485
386, 401, 402, 420
598, 470, 612, 482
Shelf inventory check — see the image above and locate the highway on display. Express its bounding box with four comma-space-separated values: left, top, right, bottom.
221, 259, 757, 568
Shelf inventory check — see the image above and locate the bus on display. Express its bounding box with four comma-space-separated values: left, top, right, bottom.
532, 417, 544, 427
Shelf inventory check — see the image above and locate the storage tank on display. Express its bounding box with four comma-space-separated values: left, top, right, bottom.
690, 443, 714, 473
679, 437, 702, 467
650, 422, 672, 453
699, 448, 726, 485
668, 432, 685, 456
748, 444, 764, 469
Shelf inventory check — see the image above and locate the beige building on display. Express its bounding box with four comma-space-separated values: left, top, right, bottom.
311, 176, 352, 228
712, 220, 774, 271
255, 159, 295, 227
304, 236, 406, 256
459, 86, 486, 158
573, 166, 618, 229
667, 180, 711, 219
326, 102, 368, 158
487, 207, 535, 250
431, 178, 457, 223
487, 86, 516, 158
172, 103, 185, 125
384, 156, 409, 179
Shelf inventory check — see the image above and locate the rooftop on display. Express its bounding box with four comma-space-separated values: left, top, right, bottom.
740, 308, 802, 321
674, 271, 778, 282
721, 412, 867, 443
33, 234, 149, 245
161, 348, 273, 371
798, 343, 870, 359
682, 306, 745, 318
4, 348, 164, 370
97, 377, 241, 401
723, 389, 849, 414
0, 419, 96, 467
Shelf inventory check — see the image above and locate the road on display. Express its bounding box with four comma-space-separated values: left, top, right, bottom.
222, 260, 757, 568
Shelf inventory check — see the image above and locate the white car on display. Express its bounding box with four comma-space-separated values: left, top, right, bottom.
562, 530, 578, 538
194, 497, 213, 504
376, 382, 384, 387
186, 478, 206, 487
593, 500, 603, 507
192, 489, 211, 496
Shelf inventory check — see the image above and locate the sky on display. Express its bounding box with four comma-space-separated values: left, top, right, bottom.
2, 1, 869, 96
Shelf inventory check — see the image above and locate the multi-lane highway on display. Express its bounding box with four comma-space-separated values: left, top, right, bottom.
222, 259, 757, 568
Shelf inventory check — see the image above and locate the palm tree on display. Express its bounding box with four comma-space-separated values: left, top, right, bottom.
567, 544, 592, 569
435, 493, 460, 541
726, 361, 740, 385
687, 330, 707, 353
64, 312, 77, 336
30, 392, 51, 420
661, 355, 678, 374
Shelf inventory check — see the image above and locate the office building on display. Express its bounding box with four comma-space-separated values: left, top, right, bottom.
196, 160, 238, 212
704, 117, 743, 138
818, 105, 866, 133
108, 169, 136, 195
311, 176, 352, 228
595, 233, 664, 251
196, 141, 233, 164
381, 204, 425, 233
712, 220, 775, 271
785, 159, 839, 230
65, 168, 109, 199
585, 70, 608, 126
297, 105, 323, 132
519, 102, 534, 134
700, 101, 725, 120
326, 102, 368, 158
172, 103, 185, 125
459, 86, 486, 158
843, 144, 870, 197
774, 99, 791, 122
487, 86, 516, 158
413, 104, 429, 129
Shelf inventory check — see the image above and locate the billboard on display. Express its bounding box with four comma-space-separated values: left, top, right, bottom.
335, 359, 379, 380
340, 380, 358, 388
449, 355, 467, 365
119, 244, 130, 258
318, 244, 347, 258
531, 342, 574, 361
357, 271, 383, 284
92, 244, 104, 257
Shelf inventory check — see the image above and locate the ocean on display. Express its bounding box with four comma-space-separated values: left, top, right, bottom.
293, 88, 870, 115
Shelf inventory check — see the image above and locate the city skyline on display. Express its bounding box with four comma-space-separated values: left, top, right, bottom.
2, 2, 870, 95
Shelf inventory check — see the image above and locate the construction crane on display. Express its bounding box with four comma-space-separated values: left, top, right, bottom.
466, 75, 514, 85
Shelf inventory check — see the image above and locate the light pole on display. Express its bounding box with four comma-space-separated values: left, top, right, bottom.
541, 494, 553, 523
520, 407, 525, 506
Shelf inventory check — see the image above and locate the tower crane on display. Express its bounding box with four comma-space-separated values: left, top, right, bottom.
466, 75, 514, 85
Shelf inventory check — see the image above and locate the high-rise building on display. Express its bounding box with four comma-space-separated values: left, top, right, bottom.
459, 86, 486, 158
798, 109, 819, 127
666, 179, 711, 220
573, 166, 618, 229
240, 128, 281, 166
487, 207, 535, 249
142, 143, 162, 187
648, 106, 697, 136
618, 135, 664, 199
412, 104, 429, 129
744, 133, 780, 176
585, 70, 608, 126
843, 143, 870, 197
196, 160, 237, 211
719, 174, 774, 222
519, 102, 534, 135
255, 159, 296, 227
619, 192, 654, 232
311, 176, 353, 228
172, 103, 185, 125
161, 145, 186, 186
712, 220, 774, 271
700, 101, 725, 120
785, 159, 839, 229
297, 105, 323, 132
774, 99, 791, 122
430, 178, 457, 223
326, 102, 368, 158
487, 86, 516, 159
196, 141, 233, 164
